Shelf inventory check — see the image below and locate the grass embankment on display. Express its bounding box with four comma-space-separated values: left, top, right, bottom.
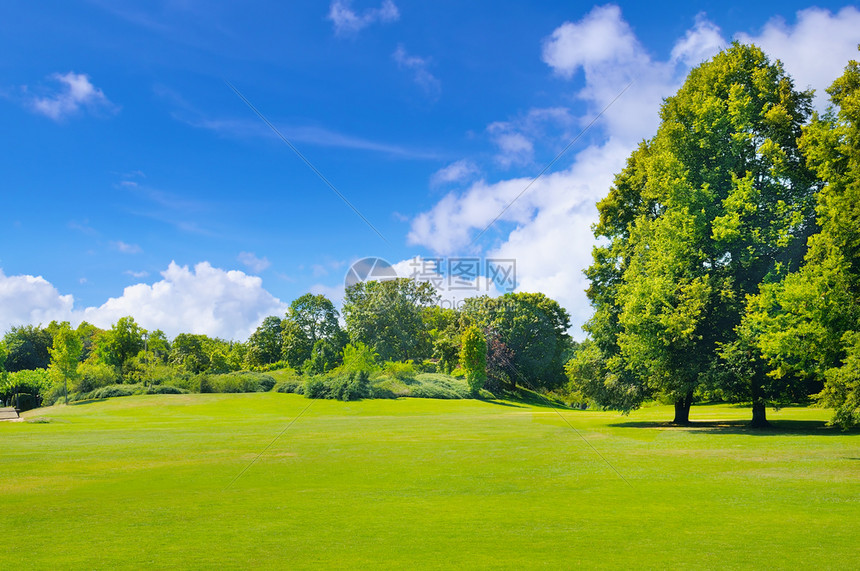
1, 395, 857, 569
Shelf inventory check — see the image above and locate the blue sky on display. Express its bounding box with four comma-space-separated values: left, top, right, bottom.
2, 1, 859, 340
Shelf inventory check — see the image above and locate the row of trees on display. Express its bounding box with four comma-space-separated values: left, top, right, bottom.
0, 281, 574, 405
568, 43, 859, 428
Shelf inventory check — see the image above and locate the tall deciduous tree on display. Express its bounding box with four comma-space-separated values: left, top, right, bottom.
281, 294, 346, 370
462, 293, 570, 389
48, 322, 82, 405
742, 51, 860, 427
342, 278, 437, 362
577, 43, 818, 424
246, 316, 284, 368
3, 325, 53, 372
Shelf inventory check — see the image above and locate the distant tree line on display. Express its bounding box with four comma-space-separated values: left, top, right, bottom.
0, 281, 573, 408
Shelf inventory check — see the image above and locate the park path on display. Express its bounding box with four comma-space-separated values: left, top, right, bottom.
0, 407, 20, 421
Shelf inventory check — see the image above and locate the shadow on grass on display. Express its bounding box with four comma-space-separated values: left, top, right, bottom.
487, 389, 573, 410
480, 399, 526, 408
609, 419, 859, 436
68, 398, 108, 406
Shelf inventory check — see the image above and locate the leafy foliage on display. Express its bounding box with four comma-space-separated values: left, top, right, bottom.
460, 325, 487, 394
343, 278, 437, 362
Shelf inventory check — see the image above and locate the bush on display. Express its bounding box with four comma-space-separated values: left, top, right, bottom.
145, 385, 188, 395
383, 360, 416, 381
85, 385, 136, 399
301, 371, 371, 401
415, 360, 438, 373
197, 372, 275, 393
2, 369, 51, 407
76, 362, 119, 393
303, 377, 328, 399
12, 392, 39, 412
274, 379, 304, 394
328, 371, 371, 401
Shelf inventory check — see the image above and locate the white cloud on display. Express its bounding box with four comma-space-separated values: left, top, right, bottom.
736, 6, 860, 108
671, 13, 726, 67
328, 0, 399, 36
0, 269, 76, 328
410, 5, 860, 338
0, 263, 287, 341
111, 241, 142, 254
393, 45, 441, 97
431, 160, 480, 186
125, 270, 149, 279
237, 251, 271, 273
29, 72, 116, 121
409, 6, 732, 337
541, 5, 641, 78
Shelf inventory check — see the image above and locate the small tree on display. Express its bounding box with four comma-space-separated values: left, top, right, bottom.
460, 325, 487, 395
48, 323, 82, 405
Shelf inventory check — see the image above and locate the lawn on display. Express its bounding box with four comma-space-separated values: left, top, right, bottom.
1, 394, 857, 569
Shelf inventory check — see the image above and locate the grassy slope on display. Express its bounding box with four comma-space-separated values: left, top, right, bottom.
1, 395, 857, 569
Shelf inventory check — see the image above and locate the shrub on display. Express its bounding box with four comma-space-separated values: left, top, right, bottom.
1, 369, 51, 407
12, 392, 39, 412
383, 360, 416, 381
274, 379, 304, 394
328, 371, 371, 401
303, 377, 328, 399
76, 362, 119, 393
199, 376, 213, 393
415, 360, 438, 373
340, 342, 379, 375
85, 385, 135, 399
145, 385, 188, 395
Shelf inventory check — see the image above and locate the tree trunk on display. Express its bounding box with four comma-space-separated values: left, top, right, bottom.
749, 379, 770, 428
672, 391, 693, 425
750, 401, 770, 428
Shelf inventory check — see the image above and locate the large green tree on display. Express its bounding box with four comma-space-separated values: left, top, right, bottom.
246, 316, 284, 368
462, 292, 571, 390
742, 52, 860, 427
576, 43, 818, 424
281, 294, 346, 370
48, 322, 82, 405
3, 325, 53, 372
93, 317, 146, 379
342, 278, 437, 362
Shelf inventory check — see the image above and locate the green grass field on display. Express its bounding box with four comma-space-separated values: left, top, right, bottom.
1, 394, 858, 569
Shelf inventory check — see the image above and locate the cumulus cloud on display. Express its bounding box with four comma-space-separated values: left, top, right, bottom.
328, 0, 399, 36
671, 13, 726, 67
0, 269, 75, 328
393, 45, 441, 97
28, 72, 116, 121
409, 6, 731, 337
0, 263, 287, 341
431, 160, 480, 186
409, 5, 860, 337
737, 6, 860, 108
237, 251, 271, 273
